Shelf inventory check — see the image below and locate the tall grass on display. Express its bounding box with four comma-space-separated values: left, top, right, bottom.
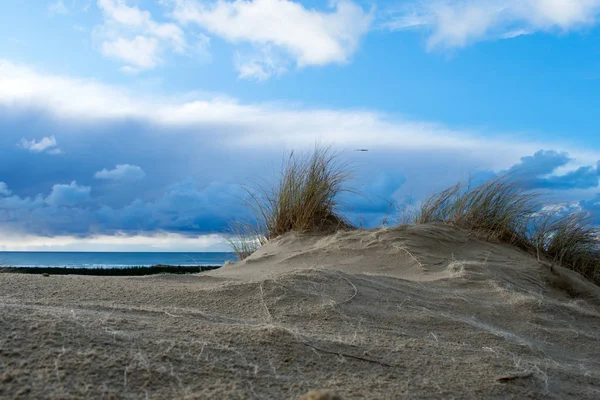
418, 175, 600, 285
530, 211, 600, 283
226, 149, 600, 285
226, 219, 267, 261
417, 175, 538, 247
228, 145, 354, 260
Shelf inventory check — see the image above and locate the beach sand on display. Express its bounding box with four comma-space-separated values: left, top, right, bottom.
1, 224, 599, 399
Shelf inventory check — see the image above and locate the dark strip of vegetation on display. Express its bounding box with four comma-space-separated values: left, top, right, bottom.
0, 264, 221, 276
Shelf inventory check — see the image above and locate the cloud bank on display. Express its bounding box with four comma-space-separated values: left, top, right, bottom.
1, 60, 600, 249
0, 59, 562, 161
474, 150, 600, 191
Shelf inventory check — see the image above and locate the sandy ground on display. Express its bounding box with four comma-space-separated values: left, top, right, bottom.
1, 224, 600, 399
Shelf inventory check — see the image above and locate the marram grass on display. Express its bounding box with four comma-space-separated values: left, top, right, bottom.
227, 147, 600, 286
228, 145, 353, 260
418, 175, 600, 285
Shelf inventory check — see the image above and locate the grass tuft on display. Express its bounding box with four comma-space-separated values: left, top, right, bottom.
531, 211, 600, 283
228, 144, 354, 260
226, 219, 267, 261
417, 175, 600, 285
417, 175, 538, 247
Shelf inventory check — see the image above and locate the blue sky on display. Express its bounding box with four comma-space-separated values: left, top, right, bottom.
1, 0, 600, 251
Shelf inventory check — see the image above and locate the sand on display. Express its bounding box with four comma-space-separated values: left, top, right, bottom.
1, 224, 599, 399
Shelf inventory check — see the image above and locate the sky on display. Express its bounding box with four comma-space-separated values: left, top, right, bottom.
1, 0, 600, 251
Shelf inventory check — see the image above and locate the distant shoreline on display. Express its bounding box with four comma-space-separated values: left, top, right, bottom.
0, 264, 223, 276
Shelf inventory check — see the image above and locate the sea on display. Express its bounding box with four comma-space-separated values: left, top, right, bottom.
0, 252, 237, 269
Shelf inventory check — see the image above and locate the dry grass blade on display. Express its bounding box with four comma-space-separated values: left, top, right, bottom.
226, 220, 267, 261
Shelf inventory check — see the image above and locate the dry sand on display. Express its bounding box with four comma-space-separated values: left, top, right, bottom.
1, 224, 600, 399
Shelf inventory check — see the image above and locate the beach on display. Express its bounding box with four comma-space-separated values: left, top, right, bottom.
5, 3, 600, 399
1, 224, 599, 399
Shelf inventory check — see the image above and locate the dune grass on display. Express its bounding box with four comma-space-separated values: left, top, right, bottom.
530, 211, 600, 283
227, 146, 600, 285
417, 175, 538, 248
226, 219, 267, 261
418, 175, 600, 285
228, 145, 354, 260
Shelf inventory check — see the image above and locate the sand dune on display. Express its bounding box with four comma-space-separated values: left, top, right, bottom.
1, 224, 599, 399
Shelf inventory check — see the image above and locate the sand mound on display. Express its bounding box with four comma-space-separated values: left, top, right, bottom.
1, 224, 599, 399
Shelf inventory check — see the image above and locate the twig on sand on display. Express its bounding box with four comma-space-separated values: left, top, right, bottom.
496, 372, 534, 382
259, 281, 273, 322
393, 244, 424, 269
334, 272, 358, 305
302, 342, 392, 367
164, 311, 181, 318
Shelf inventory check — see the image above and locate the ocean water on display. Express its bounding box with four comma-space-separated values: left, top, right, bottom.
0, 252, 237, 269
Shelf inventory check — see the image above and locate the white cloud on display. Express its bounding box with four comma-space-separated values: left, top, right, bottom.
236, 59, 274, 81
45, 181, 91, 206
0, 182, 11, 196
1, 59, 600, 170
17, 135, 62, 154
102, 36, 161, 69
96, 0, 187, 71
384, 0, 600, 49
95, 164, 146, 181
0, 231, 228, 252
47, 148, 63, 155
48, 0, 69, 15
170, 0, 373, 76
235, 47, 288, 81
